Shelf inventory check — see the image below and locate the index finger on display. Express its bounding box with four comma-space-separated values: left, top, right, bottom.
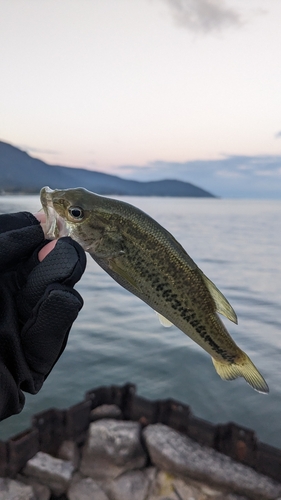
38, 240, 58, 262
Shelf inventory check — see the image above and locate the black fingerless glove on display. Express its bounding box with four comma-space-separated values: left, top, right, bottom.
0, 212, 86, 420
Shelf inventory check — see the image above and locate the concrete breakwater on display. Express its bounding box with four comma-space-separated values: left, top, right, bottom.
0, 383, 281, 500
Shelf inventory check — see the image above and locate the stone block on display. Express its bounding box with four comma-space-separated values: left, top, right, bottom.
174, 476, 218, 499
105, 469, 151, 500
17, 474, 51, 500
29, 481, 50, 500
68, 477, 109, 500
0, 477, 34, 500
143, 424, 281, 500
226, 496, 249, 500
147, 470, 206, 500
91, 404, 122, 421
23, 451, 74, 495
80, 419, 147, 480
143, 470, 177, 500
147, 471, 247, 499
57, 440, 80, 468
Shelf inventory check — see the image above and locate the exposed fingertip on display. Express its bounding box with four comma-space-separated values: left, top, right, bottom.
38, 240, 58, 262
34, 212, 46, 224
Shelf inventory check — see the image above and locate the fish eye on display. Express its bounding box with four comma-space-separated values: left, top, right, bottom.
68, 206, 84, 220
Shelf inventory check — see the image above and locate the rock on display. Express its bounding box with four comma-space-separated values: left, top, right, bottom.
147, 470, 216, 500
80, 419, 147, 480
143, 424, 281, 500
147, 470, 191, 500
105, 469, 152, 500
22, 451, 74, 496
226, 496, 249, 500
17, 474, 51, 500
57, 440, 80, 469
174, 476, 223, 499
68, 477, 109, 500
29, 482, 50, 500
90, 404, 122, 421
0, 477, 34, 500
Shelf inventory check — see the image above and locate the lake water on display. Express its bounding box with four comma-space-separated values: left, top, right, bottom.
0, 195, 280, 448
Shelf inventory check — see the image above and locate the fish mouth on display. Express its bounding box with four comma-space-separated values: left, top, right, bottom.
40, 186, 69, 239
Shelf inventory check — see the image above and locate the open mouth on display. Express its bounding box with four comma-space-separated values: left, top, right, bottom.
40, 186, 69, 239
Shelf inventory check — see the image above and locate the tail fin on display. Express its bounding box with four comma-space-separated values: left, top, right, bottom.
212, 354, 269, 394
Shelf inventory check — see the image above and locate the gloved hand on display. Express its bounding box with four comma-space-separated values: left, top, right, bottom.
0, 211, 86, 421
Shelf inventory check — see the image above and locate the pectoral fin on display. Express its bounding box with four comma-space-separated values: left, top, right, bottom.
200, 271, 238, 324
155, 312, 173, 328
109, 258, 139, 290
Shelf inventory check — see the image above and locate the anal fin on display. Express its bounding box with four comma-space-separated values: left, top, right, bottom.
155, 312, 173, 328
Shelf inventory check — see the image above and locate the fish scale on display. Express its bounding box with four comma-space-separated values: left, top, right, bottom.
40, 186, 269, 394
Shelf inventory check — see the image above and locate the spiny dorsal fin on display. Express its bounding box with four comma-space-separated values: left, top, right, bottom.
200, 271, 238, 324
155, 312, 173, 328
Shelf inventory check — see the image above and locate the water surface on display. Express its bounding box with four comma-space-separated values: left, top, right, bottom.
0, 195, 280, 447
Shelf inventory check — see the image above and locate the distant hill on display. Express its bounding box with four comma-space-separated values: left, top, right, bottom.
0, 141, 215, 197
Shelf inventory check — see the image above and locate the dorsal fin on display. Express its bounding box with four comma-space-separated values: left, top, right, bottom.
200, 271, 238, 324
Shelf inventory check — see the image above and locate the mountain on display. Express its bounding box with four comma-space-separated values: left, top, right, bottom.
0, 141, 215, 197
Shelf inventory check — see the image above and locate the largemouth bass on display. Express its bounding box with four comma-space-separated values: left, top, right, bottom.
40, 186, 269, 394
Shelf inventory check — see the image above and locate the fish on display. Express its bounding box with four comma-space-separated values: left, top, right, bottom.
40, 186, 269, 394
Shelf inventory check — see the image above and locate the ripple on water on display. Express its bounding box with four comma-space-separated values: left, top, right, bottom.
0, 196, 280, 448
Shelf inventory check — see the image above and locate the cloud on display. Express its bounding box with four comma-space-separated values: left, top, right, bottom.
216, 169, 243, 179
255, 167, 281, 177
161, 0, 242, 33
275, 131, 281, 139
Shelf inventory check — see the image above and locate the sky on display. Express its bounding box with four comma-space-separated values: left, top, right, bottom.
1, 0, 281, 198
